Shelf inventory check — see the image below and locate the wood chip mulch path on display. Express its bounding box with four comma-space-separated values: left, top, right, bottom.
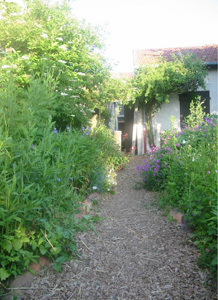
7, 156, 217, 300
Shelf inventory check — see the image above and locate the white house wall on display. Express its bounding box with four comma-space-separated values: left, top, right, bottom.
199, 69, 218, 115
150, 69, 218, 149
151, 94, 180, 148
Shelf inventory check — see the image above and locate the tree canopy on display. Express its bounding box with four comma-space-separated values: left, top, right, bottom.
0, 0, 128, 129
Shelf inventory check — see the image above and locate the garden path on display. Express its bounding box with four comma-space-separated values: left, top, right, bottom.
10, 156, 217, 299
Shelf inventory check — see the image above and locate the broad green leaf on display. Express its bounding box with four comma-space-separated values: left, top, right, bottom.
0, 268, 10, 281
12, 239, 23, 251
39, 245, 47, 255
53, 262, 62, 272
3, 240, 12, 252
21, 236, 29, 243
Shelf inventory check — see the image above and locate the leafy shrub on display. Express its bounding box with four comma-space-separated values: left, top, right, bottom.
137, 100, 218, 279
0, 74, 128, 284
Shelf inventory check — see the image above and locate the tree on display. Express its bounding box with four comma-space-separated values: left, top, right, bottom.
0, 0, 121, 129
131, 54, 208, 147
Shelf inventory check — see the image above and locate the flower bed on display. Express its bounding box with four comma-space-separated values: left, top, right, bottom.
137, 101, 218, 279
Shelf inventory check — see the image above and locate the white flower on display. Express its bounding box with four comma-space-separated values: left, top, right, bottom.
41, 32, 48, 38
77, 72, 85, 76
56, 37, 63, 41
182, 140, 186, 144
21, 55, 29, 60
61, 92, 68, 96
68, 41, 73, 44
192, 153, 196, 162
2, 65, 10, 69
34, 23, 42, 28
68, 88, 72, 91
59, 45, 67, 51
71, 95, 79, 98
93, 186, 97, 190
58, 60, 67, 64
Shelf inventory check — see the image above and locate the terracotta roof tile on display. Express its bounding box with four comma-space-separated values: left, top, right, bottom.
133, 45, 218, 66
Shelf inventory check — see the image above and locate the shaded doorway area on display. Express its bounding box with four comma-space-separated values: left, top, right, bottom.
179, 91, 210, 128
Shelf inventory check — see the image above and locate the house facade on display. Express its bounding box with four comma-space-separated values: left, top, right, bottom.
128, 45, 218, 154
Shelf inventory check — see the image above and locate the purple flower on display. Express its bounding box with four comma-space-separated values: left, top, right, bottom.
136, 166, 140, 170
81, 126, 85, 131
69, 177, 73, 181
57, 178, 61, 182
153, 173, 156, 176
67, 126, 70, 131
155, 160, 159, 163
208, 171, 210, 174
31, 144, 35, 149
54, 128, 58, 134
154, 168, 158, 172
85, 131, 89, 136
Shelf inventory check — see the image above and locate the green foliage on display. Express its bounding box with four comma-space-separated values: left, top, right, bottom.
0, 0, 128, 129
137, 100, 218, 279
0, 72, 128, 284
0, 0, 130, 287
131, 54, 207, 146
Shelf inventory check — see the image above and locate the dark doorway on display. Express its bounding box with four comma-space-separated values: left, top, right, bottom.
123, 106, 134, 152
179, 91, 210, 127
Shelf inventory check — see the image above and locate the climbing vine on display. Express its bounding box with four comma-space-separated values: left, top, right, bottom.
131, 54, 207, 147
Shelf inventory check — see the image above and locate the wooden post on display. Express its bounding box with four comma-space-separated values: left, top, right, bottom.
132, 105, 145, 156
114, 130, 122, 151
132, 106, 138, 156
137, 107, 144, 155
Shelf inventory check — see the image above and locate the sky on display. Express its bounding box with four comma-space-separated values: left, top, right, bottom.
71, 0, 218, 73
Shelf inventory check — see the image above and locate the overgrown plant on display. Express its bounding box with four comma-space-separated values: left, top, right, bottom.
137, 100, 218, 280
0, 0, 130, 130
0, 74, 128, 285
